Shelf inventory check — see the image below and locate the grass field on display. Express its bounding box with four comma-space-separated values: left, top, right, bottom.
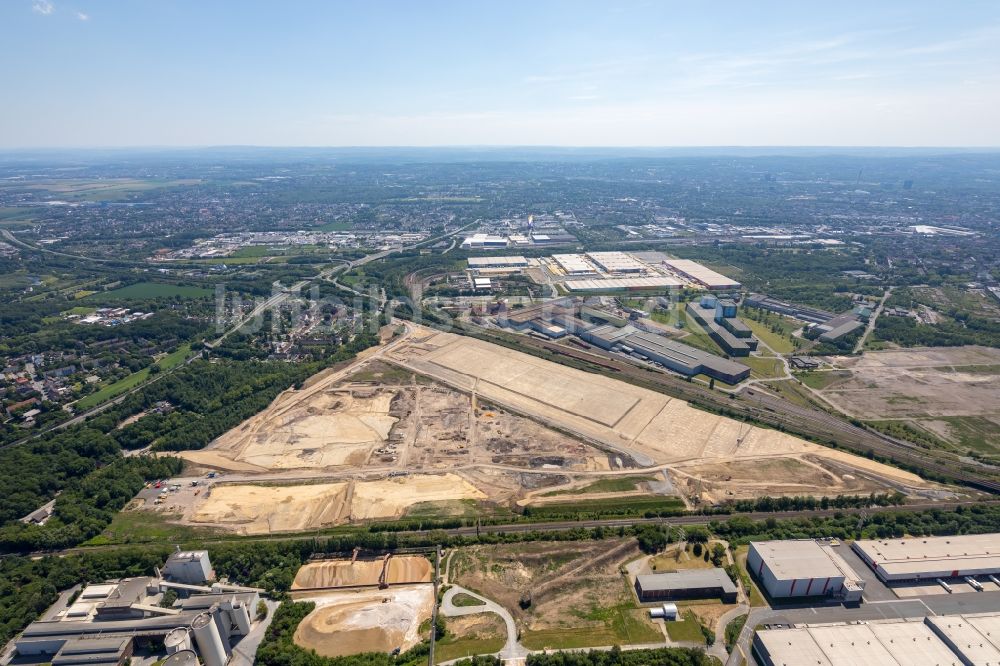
86, 508, 219, 546
541, 476, 657, 497
94, 282, 213, 300
938, 415, 1000, 456
665, 610, 706, 642
740, 315, 801, 354
797, 370, 851, 390
434, 625, 504, 664
743, 356, 785, 379
76, 344, 191, 410
523, 496, 685, 519
521, 601, 661, 650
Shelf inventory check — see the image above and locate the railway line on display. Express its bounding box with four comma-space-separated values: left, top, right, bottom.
457, 323, 1000, 493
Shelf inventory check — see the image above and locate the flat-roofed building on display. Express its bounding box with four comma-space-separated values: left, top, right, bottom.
586, 251, 647, 273
552, 253, 595, 274
467, 256, 528, 272
624, 331, 751, 384
661, 259, 741, 290
748, 539, 864, 601
754, 619, 967, 666
563, 277, 683, 292
852, 533, 1000, 582
634, 569, 738, 603
926, 613, 1000, 664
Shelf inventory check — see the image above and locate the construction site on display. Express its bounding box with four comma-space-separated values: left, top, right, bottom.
289, 555, 434, 658
149, 325, 954, 535
810, 346, 1000, 458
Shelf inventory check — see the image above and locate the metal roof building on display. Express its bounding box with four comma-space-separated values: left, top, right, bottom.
634, 568, 738, 603
563, 276, 683, 292
748, 540, 864, 601
585, 251, 648, 273
467, 256, 528, 270
661, 259, 742, 290
552, 253, 595, 274
754, 618, 970, 666
852, 533, 1000, 582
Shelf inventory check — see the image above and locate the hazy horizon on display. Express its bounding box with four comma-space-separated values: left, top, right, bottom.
3, 0, 999, 148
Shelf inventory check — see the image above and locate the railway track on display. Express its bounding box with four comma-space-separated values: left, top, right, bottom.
459, 324, 1000, 493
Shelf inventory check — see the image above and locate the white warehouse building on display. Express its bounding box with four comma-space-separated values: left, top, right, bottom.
852, 533, 1000, 583
748, 540, 864, 602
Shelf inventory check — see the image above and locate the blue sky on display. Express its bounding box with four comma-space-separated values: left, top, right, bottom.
2, 1, 999, 147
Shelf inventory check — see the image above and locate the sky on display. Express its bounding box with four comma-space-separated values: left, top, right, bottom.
1, 0, 999, 148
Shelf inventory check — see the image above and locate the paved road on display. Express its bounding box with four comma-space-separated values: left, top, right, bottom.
229, 599, 280, 666
854, 286, 894, 354
440, 585, 528, 663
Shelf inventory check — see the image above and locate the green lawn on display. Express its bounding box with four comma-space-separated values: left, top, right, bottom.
797, 370, 851, 390
542, 476, 657, 497
740, 315, 800, 354
742, 356, 785, 379
665, 611, 706, 642
86, 509, 220, 546
94, 282, 213, 300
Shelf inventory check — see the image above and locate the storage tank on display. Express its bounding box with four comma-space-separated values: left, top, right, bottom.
191, 612, 227, 666
230, 601, 251, 635
164, 627, 192, 654
162, 650, 200, 666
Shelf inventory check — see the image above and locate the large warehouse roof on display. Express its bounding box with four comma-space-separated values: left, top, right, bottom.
564, 277, 683, 291
467, 256, 528, 268
585, 251, 648, 273
756, 619, 968, 666
552, 254, 594, 274
635, 569, 737, 594
853, 534, 1000, 578
925, 614, 1000, 663
661, 259, 741, 289
751, 540, 852, 582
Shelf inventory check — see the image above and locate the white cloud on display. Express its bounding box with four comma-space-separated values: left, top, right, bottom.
76, 11, 89, 21
32, 0, 54, 15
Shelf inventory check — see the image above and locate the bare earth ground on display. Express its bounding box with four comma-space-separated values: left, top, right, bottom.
186, 474, 484, 535
154, 328, 951, 534
292, 556, 432, 590
818, 346, 1000, 454
451, 539, 660, 646
292, 586, 433, 657
822, 346, 1000, 419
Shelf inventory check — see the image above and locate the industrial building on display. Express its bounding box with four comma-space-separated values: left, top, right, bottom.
815, 315, 865, 342
460, 233, 509, 249
661, 259, 742, 290
744, 294, 835, 324
580, 325, 750, 383
585, 251, 647, 274
634, 569, 738, 603
753, 615, 995, 666
852, 533, 1000, 583
564, 276, 684, 292
552, 253, 596, 274
685, 301, 759, 357
467, 256, 528, 271
748, 540, 865, 601
13, 551, 260, 666
163, 550, 213, 585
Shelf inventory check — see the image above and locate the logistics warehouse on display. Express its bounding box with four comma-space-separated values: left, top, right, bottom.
852, 533, 1000, 582
748, 539, 865, 602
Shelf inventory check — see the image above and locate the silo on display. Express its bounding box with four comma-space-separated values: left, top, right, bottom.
162, 649, 200, 666
191, 612, 227, 666
230, 600, 251, 635
164, 627, 192, 654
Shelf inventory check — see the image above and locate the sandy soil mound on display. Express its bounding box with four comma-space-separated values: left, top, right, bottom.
293, 587, 433, 657
190, 483, 348, 533
351, 474, 487, 520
